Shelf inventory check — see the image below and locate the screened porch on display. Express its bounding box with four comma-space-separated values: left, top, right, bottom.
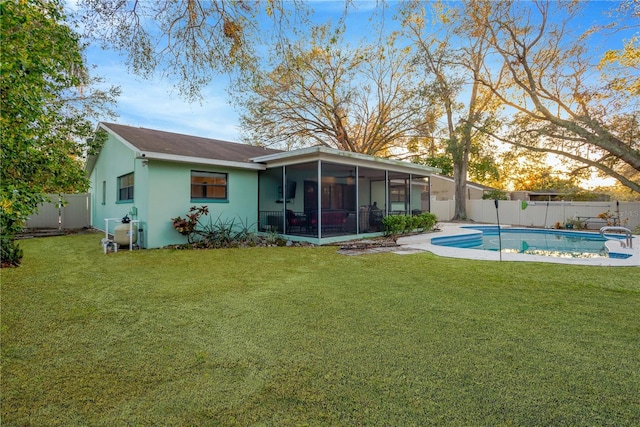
254, 152, 435, 243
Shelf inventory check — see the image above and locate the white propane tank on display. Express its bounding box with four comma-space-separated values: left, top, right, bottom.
114, 219, 138, 246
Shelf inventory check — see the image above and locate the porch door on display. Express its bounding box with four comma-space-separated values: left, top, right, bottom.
304, 180, 317, 212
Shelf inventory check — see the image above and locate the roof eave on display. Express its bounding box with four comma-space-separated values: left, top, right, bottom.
251, 146, 440, 175
138, 151, 267, 170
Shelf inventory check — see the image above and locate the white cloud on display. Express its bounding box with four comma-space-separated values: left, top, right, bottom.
87, 46, 242, 142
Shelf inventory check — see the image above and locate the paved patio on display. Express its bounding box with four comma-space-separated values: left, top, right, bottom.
396, 223, 640, 267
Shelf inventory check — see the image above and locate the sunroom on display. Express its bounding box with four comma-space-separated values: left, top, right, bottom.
252, 146, 440, 244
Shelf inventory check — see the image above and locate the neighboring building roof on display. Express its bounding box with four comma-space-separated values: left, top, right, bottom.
87, 122, 282, 173
431, 174, 496, 191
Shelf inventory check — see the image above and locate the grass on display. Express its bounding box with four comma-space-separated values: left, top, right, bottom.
2, 231, 639, 426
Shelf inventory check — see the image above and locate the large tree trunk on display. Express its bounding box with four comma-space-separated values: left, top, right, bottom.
453, 161, 468, 220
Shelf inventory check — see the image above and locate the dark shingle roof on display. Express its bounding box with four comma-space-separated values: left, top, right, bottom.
102, 122, 282, 163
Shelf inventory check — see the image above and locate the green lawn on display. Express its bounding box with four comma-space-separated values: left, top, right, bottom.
2, 232, 639, 426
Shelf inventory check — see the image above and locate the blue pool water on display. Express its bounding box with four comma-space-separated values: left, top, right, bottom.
431, 227, 627, 259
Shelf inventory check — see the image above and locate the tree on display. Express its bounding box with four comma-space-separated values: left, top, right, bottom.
238, 24, 432, 155
471, 0, 640, 195
77, 0, 311, 100
592, 0, 639, 97
1, 0, 118, 266
401, 0, 501, 219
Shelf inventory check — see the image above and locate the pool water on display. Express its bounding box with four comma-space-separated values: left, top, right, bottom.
432, 227, 625, 259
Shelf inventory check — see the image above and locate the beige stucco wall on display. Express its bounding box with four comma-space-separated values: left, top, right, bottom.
430, 177, 484, 201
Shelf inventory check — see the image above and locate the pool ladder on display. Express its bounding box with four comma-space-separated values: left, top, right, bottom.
599, 226, 633, 249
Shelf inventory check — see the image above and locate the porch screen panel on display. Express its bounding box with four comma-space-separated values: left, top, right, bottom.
388, 172, 410, 215
410, 175, 430, 214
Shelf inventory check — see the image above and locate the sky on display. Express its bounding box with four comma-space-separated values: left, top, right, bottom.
74, 1, 634, 146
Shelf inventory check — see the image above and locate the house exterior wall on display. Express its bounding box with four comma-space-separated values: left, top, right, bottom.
430, 176, 484, 201
144, 161, 259, 248
122, 161, 258, 248
90, 133, 260, 249
90, 133, 146, 236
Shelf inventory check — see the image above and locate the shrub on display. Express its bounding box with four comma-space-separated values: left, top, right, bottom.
1, 235, 23, 267
482, 190, 508, 200
414, 212, 437, 230
382, 212, 437, 241
171, 206, 260, 248
171, 206, 208, 242
564, 217, 586, 230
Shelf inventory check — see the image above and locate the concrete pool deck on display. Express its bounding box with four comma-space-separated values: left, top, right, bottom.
396, 223, 640, 267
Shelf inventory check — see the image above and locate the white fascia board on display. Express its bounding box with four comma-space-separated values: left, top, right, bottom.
251, 146, 440, 175
99, 122, 140, 153
250, 146, 322, 163
137, 151, 266, 170
86, 123, 143, 175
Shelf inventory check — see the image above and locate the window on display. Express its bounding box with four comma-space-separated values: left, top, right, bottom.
390, 185, 406, 202
118, 173, 134, 202
191, 171, 227, 201
102, 181, 106, 205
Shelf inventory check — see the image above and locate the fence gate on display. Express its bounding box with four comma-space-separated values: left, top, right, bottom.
24, 194, 91, 230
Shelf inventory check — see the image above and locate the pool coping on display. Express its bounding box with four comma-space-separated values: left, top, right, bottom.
396, 223, 640, 267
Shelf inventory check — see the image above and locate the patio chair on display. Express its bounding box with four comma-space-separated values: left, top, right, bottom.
286, 209, 306, 233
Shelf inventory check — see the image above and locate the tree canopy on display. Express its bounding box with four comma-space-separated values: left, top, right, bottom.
1, 0, 118, 266
77, 0, 311, 101
471, 0, 639, 194
74, 0, 639, 198
401, 0, 502, 219
238, 24, 431, 155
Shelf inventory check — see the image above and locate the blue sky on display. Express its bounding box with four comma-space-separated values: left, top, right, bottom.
76, 1, 634, 143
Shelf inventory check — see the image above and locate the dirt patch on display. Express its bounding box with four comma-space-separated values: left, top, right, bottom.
335, 238, 405, 256
16, 228, 94, 239
16, 229, 67, 239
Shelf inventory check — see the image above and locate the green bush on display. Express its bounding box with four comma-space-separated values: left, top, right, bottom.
414, 212, 437, 230
382, 212, 437, 240
1, 235, 23, 267
482, 190, 508, 200
171, 206, 260, 248
381, 215, 407, 237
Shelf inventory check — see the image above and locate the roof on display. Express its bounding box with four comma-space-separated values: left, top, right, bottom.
87, 122, 282, 172
431, 174, 496, 191
87, 123, 440, 176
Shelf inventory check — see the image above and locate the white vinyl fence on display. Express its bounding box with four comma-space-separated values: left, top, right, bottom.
431, 199, 640, 231
23, 193, 640, 232
24, 193, 91, 230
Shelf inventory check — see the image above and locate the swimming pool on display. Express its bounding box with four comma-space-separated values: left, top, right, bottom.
431, 226, 629, 259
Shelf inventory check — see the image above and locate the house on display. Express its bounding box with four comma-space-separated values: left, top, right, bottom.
509, 190, 611, 202
87, 123, 440, 248
430, 174, 495, 200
